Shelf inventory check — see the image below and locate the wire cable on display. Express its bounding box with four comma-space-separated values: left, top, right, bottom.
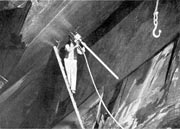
81, 47, 124, 129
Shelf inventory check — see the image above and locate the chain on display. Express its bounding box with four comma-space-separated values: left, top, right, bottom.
152, 0, 162, 38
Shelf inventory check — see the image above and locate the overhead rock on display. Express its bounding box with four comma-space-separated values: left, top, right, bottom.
0, 1, 123, 128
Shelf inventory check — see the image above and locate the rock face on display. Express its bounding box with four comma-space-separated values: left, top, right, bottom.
0, 0, 180, 128
102, 37, 180, 129
0, 1, 31, 91
52, 1, 180, 128
0, 1, 123, 128
54, 35, 180, 129
0, 1, 31, 48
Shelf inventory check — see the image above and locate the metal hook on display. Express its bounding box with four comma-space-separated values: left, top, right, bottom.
152, 24, 162, 38
152, 0, 161, 38
152, 11, 161, 38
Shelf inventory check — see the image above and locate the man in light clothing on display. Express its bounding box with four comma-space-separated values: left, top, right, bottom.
64, 40, 85, 94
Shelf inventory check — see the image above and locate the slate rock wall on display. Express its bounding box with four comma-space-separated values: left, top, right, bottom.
101, 36, 180, 129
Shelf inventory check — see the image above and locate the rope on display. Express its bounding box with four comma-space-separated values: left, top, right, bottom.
80, 47, 124, 129
53, 46, 85, 129
155, 0, 159, 12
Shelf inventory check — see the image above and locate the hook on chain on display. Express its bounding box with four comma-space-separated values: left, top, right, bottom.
152, 0, 162, 38
152, 11, 162, 38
